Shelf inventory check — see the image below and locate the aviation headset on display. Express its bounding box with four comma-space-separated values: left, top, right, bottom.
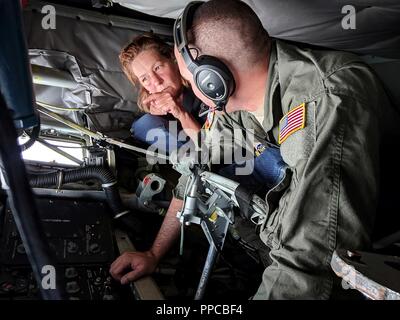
173, 1, 236, 109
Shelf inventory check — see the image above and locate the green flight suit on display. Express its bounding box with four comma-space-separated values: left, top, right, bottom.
175, 39, 399, 299
254, 39, 398, 299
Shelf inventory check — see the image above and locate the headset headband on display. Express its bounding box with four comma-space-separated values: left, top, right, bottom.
174, 2, 203, 73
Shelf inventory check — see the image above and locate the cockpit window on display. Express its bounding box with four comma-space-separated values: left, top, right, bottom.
19, 135, 84, 166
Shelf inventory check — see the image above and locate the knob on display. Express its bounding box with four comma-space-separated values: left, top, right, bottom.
89, 243, 100, 254
66, 281, 80, 294
104, 277, 112, 286
67, 241, 78, 254
65, 267, 78, 279
94, 277, 102, 286
1, 282, 15, 293
16, 244, 26, 254
15, 278, 29, 291
102, 286, 115, 300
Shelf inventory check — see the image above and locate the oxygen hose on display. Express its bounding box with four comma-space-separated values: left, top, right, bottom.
29, 166, 129, 219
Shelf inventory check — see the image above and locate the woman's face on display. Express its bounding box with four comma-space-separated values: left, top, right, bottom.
130, 49, 182, 97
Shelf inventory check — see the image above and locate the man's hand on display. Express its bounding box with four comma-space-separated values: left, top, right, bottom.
109, 197, 183, 285
109, 251, 158, 284
143, 90, 185, 119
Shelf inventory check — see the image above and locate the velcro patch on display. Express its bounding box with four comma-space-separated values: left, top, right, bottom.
278, 103, 306, 144
254, 143, 266, 157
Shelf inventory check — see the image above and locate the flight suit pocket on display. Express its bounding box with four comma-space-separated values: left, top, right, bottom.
262, 193, 289, 249
259, 168, 292, 249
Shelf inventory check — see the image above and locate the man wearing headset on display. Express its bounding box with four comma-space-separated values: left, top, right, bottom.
111, 0, 399, 299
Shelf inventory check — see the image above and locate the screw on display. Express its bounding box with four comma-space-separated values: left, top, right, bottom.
347, 250, 361, 259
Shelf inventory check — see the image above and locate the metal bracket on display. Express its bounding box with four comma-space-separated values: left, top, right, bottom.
136, 173, 166, 209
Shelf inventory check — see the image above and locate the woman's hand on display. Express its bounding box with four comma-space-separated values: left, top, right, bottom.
143, 90, 185, 119
142, 93, 167, 116
143, 88, 201, 141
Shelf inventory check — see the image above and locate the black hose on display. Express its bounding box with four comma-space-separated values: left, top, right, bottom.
29, 167, 129, 219
19, 117, 40, 151
0, 93, 65, 300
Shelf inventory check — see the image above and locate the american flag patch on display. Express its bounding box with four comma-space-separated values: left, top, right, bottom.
203, 110, 215, 130
278, 103, 306, 144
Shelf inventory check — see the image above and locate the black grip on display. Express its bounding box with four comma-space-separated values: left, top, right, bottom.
234, 184, 253, 220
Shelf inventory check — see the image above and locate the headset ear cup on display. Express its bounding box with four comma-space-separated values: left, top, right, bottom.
194, 55, 235, 102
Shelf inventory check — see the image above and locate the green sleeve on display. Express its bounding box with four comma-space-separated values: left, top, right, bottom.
255, 77, 386, 299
